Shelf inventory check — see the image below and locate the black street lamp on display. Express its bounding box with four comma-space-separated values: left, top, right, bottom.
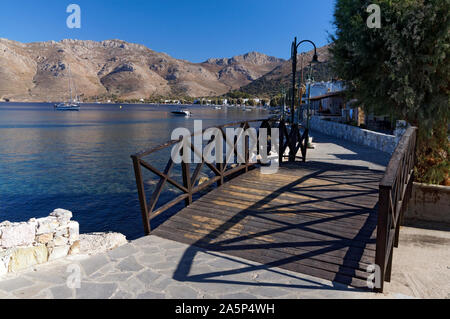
290, 37, 318, 124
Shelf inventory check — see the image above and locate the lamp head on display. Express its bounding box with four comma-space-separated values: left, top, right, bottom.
312, 53, 319, 63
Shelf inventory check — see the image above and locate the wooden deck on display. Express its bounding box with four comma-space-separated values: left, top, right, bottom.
153, 161, 382, 289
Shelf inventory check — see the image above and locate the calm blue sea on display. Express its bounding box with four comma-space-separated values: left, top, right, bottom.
0, 103, 269, 239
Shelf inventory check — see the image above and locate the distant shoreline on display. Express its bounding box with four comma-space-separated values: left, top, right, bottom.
0, 101, 200, 107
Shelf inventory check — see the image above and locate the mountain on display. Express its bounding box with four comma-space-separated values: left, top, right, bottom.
238, 44, 333, 98
0, 38, 285, 102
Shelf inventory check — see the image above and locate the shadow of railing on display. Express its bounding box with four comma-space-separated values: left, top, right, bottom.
163, 161, 381, 291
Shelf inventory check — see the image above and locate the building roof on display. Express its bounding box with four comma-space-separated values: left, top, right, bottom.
309, 91, 344, 101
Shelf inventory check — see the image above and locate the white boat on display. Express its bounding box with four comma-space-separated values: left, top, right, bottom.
171, 109, 191, 117
54, 102, 80, 111
54, 65, 80, 111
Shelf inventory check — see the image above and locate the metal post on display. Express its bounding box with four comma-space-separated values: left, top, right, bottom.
291, 37, 297, 125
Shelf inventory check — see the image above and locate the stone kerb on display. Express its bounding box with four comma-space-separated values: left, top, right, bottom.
0, 209, 79, 275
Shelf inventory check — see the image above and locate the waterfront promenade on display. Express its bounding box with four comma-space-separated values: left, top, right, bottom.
1, 131, 446, 299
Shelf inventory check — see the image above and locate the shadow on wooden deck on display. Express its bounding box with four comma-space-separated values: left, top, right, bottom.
152, 161, 383, 290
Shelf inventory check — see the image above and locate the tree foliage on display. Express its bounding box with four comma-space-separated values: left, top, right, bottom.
331, 0, 450, 185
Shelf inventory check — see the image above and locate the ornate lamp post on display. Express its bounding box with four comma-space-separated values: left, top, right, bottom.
290, 37, 318, 124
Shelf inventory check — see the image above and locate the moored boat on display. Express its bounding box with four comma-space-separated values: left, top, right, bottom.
54, 65, 81, 111
171, 109, 191, 116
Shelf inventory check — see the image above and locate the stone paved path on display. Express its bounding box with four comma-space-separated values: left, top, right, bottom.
0, 235, 383, 299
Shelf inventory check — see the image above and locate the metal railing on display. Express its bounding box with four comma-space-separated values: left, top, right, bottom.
131, 118, 308, 235
375, 126, 417, 292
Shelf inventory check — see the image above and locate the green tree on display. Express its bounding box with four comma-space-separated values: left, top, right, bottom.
331, 0, 449, 185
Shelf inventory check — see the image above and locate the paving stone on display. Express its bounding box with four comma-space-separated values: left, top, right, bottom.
148, 261, 176, 271
189, 281, 247, 295
206, 258, 247, 269
136, 290, 166, 299
136, 269, 161, 286
220, 292, 259, 299
0, 277, 34, 292
111, 289, 134, 299
24, 268, 69, 285
76, 282, 118, 299
150, 276, 173, 291
50, 284, 75, 299
96, 272, 133, 283
12, 282, 51, 299
248, 286, 291, 298
166, 285, 199, 299
188, 264, 215, 276
79, 253, 110, 276
107, 244, 138, 260
131, 236, 153, 247
136, 253, 167, 267
118, 276, 145, 293
253, 270, 293, 284
116, 256, 144, 272
0, 290, 16, 299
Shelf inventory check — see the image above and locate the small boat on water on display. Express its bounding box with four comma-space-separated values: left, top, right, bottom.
171, 109, 191, 117
54, 102, 80, 111
54, 65, 81, 111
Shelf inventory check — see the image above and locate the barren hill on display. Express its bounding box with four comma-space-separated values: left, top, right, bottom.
0, 39, 285, 102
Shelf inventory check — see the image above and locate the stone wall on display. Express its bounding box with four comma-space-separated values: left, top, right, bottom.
0, 209, 79, 275
406, 183, 450, 224
308, 116, 400, 154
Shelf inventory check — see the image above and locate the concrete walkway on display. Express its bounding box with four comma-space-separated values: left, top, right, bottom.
307, 129, 390, 170
2, 130, 444, 299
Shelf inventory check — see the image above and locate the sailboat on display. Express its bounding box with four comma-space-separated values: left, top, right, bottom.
54, 65, 80, 111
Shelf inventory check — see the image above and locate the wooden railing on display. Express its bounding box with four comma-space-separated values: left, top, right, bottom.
131, 118, 308, 234
375, 126, 417, 292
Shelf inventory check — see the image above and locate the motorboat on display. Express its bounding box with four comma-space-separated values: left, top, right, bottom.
171, 109, 191, 116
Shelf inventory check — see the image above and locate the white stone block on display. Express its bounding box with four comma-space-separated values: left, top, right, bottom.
68, 221, 79, 243
50, 209, 73, 225
0, 249, 12, 276
36, 217, 59, 235
53, 235, 69, 246
54, 226, 69, 237
0, 223, 35, 248
48, 245, 70, 261
8, 245, 48, 272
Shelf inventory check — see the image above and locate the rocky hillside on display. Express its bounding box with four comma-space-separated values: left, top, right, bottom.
239, 44, 333, 97
0, 38, 285, 101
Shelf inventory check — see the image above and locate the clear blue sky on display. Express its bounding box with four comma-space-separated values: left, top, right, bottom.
0, 0, 336, 62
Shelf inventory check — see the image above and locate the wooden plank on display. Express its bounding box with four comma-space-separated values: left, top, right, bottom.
197, 192, 378, 226
163, 211, 375, 260
163, 208, 375, 266
188, 199, 377, 240
153, 227, 371, 289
